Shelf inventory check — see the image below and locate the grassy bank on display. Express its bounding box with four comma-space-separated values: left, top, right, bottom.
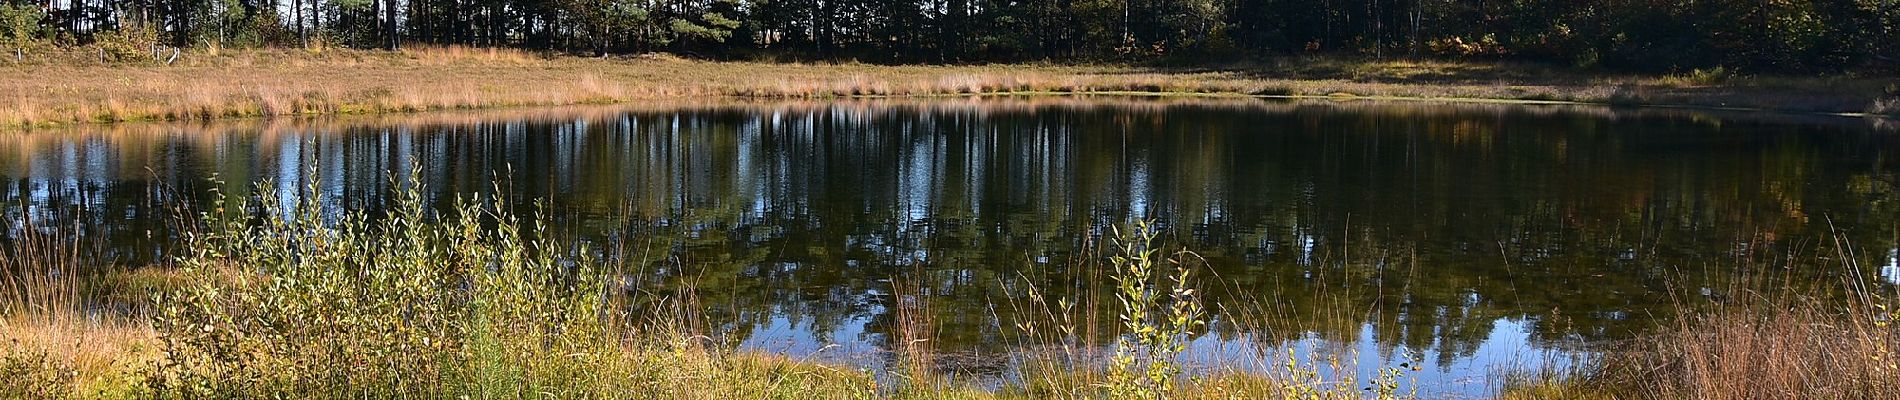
2, 46, 1895, 128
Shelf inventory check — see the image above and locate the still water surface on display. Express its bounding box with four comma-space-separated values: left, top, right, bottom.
4, 99, 1898, 397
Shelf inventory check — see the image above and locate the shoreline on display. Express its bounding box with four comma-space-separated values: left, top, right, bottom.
15, 95, 1892, 141
6, 89, 1889, 131
4, 47, 1894, 129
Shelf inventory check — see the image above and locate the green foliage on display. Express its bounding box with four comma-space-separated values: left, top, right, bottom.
562, 0, 653, 52
15, 0, 1897, 69
1105, 220, 1205, 399
1, 344, 77, 400
132, 169, 893, 399
1093, 221, 1419, 399
0, 3, 46, 48
1659, 66, 1735, 87
92, 27, 161, 62
1275, 348, 1417, 400
144, 170, 618, 398
1427, 34, 1506, 57
670, 12, 742, 44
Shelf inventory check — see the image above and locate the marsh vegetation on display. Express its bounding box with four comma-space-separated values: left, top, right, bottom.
2, 47, 1895, 128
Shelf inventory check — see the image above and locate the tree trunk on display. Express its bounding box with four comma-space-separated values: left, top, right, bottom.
385, 0, 399, 50
297, 0, 307, 48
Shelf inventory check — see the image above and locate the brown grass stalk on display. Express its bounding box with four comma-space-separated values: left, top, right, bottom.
1574, 234, 1900, 399
2, 216, 155, 397
890, 265, 941, 393
2, 47, 1895, 128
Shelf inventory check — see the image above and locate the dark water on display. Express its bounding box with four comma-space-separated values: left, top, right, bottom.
5, 99, 1899, 397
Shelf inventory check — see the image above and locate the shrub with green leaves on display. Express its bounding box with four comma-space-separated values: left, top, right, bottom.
1105, 220, 1206, 399
145, 172, 617, 398
0, 4, 47, 48
1, 344, 77, 400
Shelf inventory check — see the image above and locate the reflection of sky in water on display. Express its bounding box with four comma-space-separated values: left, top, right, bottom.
1884, 248, 1899, 285
735, 315, 1576, 399
737, 315, 883, 367
1185, 318, 1581, 399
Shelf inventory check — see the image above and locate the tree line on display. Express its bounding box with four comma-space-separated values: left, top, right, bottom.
1, 0, 1897, 72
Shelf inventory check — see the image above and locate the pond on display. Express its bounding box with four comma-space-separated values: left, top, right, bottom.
4, 98, 1898, 397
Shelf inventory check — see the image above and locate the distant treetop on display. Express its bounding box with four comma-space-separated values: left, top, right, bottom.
2, 0, 1896, 73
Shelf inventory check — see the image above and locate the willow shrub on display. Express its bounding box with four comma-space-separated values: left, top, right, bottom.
143, 174, 624, 398
1103, 220, 1204, 399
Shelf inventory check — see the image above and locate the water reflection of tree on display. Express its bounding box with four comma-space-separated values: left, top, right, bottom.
2, 100, 1897, 367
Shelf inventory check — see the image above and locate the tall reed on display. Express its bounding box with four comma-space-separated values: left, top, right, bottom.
889, 265, 942, 394
0, 217, 87, 399
1, 209, 151, 399
1522, 233, 1900, 399
1, 215, 89, 322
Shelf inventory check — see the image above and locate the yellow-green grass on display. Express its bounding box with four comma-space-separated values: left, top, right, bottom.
2, 46, 1894, 128
2, 217, 155, 399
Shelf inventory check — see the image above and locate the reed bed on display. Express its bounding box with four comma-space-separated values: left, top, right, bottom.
2, 214, 154, 398
1495, 235, 1900, 400
1586, 243, 1900, 399
2, 47, 1894, 128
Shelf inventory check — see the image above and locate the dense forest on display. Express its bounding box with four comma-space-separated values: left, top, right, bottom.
1, 0, 1897, 72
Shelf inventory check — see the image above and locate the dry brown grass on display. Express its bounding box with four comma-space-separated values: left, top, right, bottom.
2, 219, 156, 398
30, 95, 1889, 151
1538, 238, 1900, 400
2, 318, 155, 397
1612, 303, 1898, 399
2, 47, 1894, 128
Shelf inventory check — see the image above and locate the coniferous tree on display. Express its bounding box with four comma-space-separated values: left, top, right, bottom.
1, 0, 1893, 71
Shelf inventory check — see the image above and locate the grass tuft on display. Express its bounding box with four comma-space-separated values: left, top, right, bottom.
1500, 236, 1900, 400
